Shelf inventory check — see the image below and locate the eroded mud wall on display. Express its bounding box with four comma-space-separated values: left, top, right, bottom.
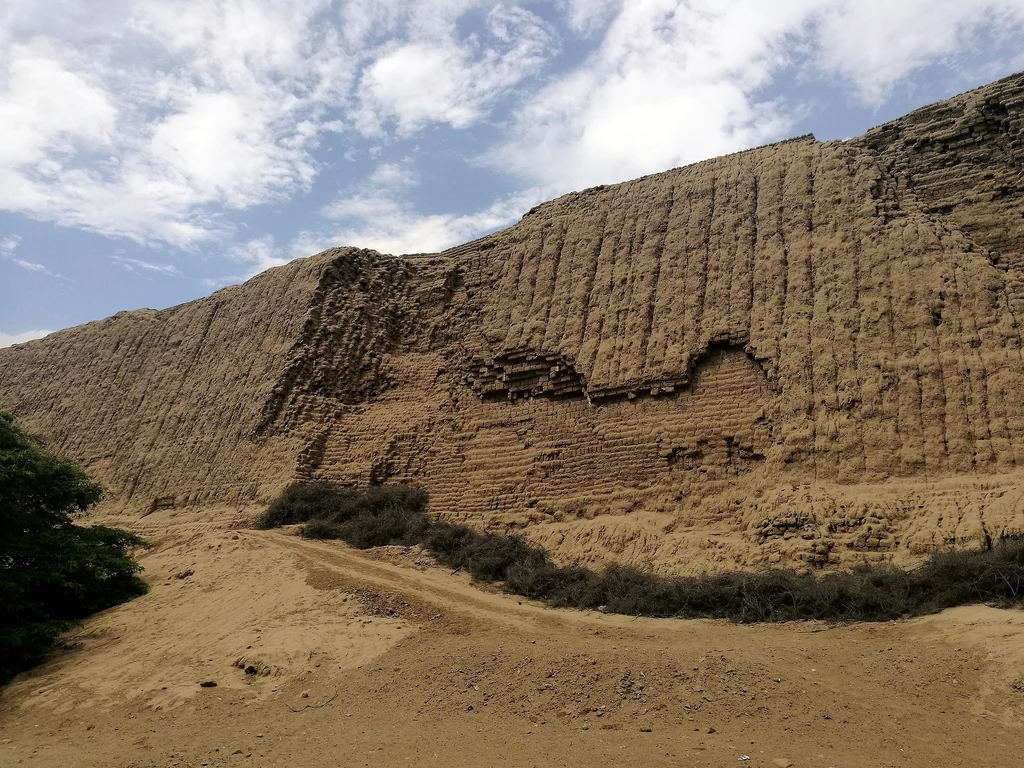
289, 73, 1024, 569
0, 254, 336, 509
2, 72, 1023, 571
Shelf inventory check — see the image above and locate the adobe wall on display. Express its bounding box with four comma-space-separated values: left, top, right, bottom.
3, 72, 1023, 572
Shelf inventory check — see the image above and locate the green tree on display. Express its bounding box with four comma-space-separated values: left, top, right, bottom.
0, 412, 148, 684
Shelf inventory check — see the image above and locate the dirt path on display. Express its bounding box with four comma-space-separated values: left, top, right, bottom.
2, 518, 1024, 767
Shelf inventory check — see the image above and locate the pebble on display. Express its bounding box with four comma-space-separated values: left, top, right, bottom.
772, 759, 793, 768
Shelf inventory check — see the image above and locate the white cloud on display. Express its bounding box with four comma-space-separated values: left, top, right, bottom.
492, 0, 1024, 190
359, 44, 484, 132
1, 235, 21, 255
0, 0, 348, 247
0, 1, 560, 249
11, 258, 47, 273
227, 235, 290, 274
146, 91, 316, 209
203, 235, 290, 288
354, 4, 556, 135
0, 43, 116, 168
810, 1, 1024, 104
0, 329, 52, 348
367, 160, 419, 189
0, 233, 63, 277
110, 254, 182, 276
561, 0, 622, 36
340, 0, 491, 47
489, 0, 805, 189
304, 162, 546, 256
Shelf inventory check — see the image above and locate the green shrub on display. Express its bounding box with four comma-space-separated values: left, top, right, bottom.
461, 533, 545, 581
423, 523, 476, 568
257, 483, 427, 529
256, 482, 354, 528
335, 503, 429, 549
0, 412, 148, 685
256, 481, 1024, 624
299, 519, 347, 540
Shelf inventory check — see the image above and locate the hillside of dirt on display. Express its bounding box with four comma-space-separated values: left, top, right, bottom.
3, 515, 1024, 767
1, 73, 1023, 573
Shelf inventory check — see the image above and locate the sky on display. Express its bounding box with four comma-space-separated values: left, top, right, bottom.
3, 0, 1024, 348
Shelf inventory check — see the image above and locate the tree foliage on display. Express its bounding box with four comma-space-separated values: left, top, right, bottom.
0, 412, 148, 685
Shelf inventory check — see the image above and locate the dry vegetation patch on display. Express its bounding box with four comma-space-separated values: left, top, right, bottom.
257, 482, 1024, 624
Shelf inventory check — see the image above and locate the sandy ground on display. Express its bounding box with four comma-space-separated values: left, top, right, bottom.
3, 512, 1024, 767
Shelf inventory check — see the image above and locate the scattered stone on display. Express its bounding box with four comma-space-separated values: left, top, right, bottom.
199, 681, 217, 688
772, 760, 793, 768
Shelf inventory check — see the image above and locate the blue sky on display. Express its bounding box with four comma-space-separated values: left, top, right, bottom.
3, 0, 1024, 347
